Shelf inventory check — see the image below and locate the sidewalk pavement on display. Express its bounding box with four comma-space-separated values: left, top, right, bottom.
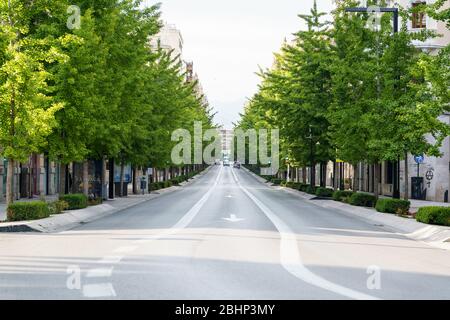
0, 167, 211, 233
242, 167, 450, 251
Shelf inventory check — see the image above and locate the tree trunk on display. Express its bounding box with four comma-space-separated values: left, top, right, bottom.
302, 167, 306, 184
352, 163, 358, 192
404, 152, 409, 200
71, 163, 77, 194
82, 161, 89, 197
109, 158, 115, 199
374, 162, 380, 200
101, 158, 107, 200
6, 159, 15, 206
59, 163, 66, 196
132, 166, 138, 195
311, 163, 316, 187
119, 161, 125, 197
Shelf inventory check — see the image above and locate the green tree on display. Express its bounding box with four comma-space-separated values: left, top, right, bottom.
0, 0, 67, 204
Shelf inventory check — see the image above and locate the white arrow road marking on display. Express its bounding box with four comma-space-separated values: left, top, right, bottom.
82, 283, 116, 298
222, 214, 245, 223
226, 195, 233, 198
86, 267, 114, 278
231, 168, 379, 300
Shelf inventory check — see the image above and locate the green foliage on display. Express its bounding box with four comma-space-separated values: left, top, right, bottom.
7, 201, 50, 222
333, 190, 354, 202
349, 193, 377, 208
235, 0, 450, 192
271, 179, 284, 186
416, 207, 450, 226
88, 198, 103, 206
0, 0, 67, 164
60, 194, 88, 210
375, 198, 411, 215
315, 187, 334, 198
48, 200, 69, 215
305, 185, 316, 195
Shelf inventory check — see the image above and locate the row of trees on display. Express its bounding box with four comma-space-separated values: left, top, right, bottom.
0, 0, 215, 204
237, 0, 449, 199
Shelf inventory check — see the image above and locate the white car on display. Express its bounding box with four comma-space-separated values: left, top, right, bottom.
223, 160, 230, 167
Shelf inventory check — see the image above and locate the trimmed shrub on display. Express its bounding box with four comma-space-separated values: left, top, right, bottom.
416, 207, 450, 226
349, 192, 377, 207
60, 194, 88, 210
7, 201, 50, 222
88, 198, 103, 206
271, 179, 284, 186
315, 187, 334, 198
305, 185, 316, 195
333, 190, 354, 202
48, 200, 69, 215
164, 181, 173, 188
299, 184, 309, 192
375, 198, 410, 215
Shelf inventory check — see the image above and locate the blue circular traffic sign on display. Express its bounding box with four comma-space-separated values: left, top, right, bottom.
414, 155, 424, 164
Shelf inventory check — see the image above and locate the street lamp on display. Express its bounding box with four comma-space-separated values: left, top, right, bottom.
345, 5, 401, 199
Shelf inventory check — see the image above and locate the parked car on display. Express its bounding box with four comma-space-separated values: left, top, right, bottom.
233, 161, 241, 169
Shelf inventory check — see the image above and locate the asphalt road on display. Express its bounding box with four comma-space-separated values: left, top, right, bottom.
0, 165, 449, 300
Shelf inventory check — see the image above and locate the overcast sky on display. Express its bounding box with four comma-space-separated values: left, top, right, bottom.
145, 0, 334, 129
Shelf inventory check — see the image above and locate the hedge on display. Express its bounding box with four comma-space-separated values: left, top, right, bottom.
416, 207, 450, 226
375, 198, 410, 215
60, 194, 88, 210
271, 179, 284, 186
48, 200, 69, 215
315, 187, 334, 198
299, 184, 309, 192
305, 185, 316, 195
7, 201, 50, 222
349, 192, 377, 207
333, 190, 354, 202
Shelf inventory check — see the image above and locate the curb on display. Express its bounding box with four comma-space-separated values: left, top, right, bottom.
242, 167, 450, 251
0, 167, 211, 234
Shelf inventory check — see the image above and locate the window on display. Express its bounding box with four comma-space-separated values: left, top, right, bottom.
412, 2, 427, 29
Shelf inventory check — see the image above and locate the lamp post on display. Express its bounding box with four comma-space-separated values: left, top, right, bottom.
345, 5, 401, 199
307, 126, 314, 188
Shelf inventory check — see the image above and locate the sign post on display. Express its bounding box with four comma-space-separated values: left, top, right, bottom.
414, 155, 424, 177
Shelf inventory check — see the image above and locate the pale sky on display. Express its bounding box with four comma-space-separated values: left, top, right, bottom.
145, 0, 334, 129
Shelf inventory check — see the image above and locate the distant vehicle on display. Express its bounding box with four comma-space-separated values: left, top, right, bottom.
233, 161, 241, 169
223, 160, 230, 167
215, 159, 221, 165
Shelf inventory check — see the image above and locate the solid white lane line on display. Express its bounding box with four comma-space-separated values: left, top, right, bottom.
133, 166, 223, 244
98, 256, 124, 264
231, 168, 378, 300
82, 283, 116, 298
114, 246, 138, 254
86, 267, 114, 278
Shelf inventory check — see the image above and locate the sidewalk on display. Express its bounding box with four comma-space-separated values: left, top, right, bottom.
0, 168, 210, 233
242, 167, 450, 251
